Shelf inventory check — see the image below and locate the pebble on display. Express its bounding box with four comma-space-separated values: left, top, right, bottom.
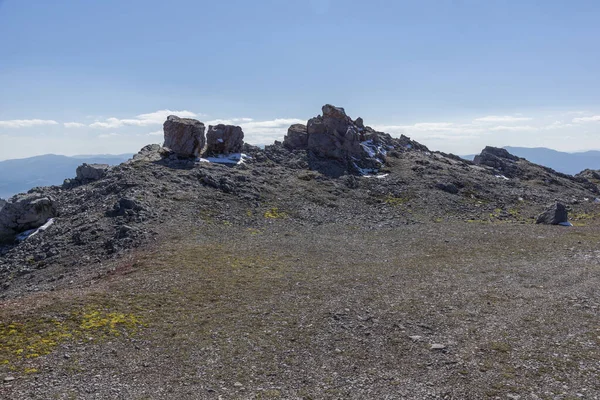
4, 376, 15, 382
409, 335, 422, 342
430, 344, 447, 351
234, 382, 243, 387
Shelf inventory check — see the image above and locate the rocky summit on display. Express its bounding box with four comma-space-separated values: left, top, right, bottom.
1, 105, 599, 399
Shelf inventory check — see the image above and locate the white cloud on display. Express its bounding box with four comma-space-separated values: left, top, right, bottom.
146, 130, 163, 136
90, 109, 198, 128
64, 122, 86, 128
474, 115, 533, 123
0, 119, 58, 128
98, 132, 120, 139
206, 118, 254, 125
573, 115, 600, 123
488, 125, 538, 132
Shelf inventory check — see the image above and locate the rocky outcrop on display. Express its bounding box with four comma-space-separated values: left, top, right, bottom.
0, 194, 58, 242
206, 124, 244, 155
576, 169, 600, 181
283, 124, 308, 150
76, 163, 110, 182
284, 104, 407, 175
306, 105, 363, 161
0, 198, 5, 212
536, 202, 569, 225
473, 146, 521, 178
132, 144, 164, 163
163, 115, 206, 157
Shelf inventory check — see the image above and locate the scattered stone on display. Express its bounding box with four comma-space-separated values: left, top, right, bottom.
205, 124, 244, 156
163, 115, 206, 157
111, 197, 145, 216
436, 182, 459, 194
0, 194, 57, 242
409, 335, 422, 342
76, 163, 110, 182
4, 376, 15, 382
430, 344, 447, 351
536, 202, 569, 225
233, 382, 243, 387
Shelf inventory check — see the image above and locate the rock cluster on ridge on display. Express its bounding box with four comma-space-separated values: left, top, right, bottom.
284, 104, 428, 176
163, 115, 206, 157
2, 104, 600, 298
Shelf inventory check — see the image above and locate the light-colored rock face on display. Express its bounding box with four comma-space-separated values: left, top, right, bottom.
205, 124, 244, 155
0, 194, 57, 242
76, 163, 110, 182
163, 115, 206, 157
283, 124, 308, 150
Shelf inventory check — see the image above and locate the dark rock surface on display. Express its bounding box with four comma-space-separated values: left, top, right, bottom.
536, 202, 569, 225
205, 124, 244, 155
163, 115, 205, 157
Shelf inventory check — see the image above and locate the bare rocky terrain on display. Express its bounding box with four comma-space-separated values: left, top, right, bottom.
0, 105, 599, 399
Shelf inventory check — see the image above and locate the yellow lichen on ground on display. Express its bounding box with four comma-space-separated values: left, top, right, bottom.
0, 307, 143, 370
264, 208, 287, 219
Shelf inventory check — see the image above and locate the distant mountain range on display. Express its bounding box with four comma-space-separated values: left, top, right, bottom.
0, 154, 132, 199
462, 147, 600, 175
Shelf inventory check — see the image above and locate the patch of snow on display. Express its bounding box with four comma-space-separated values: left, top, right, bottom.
495, 175, 509, 180
198, 153, 250, 165
217, 138, 224, 143
558, 221, 573, 227
353, 162, 379, 176
364, 174, 389, 179
16, 218, 55, 242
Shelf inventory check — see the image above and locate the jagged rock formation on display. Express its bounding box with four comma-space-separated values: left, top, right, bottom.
536, 202, 569, 225
76, 163, 110, 182
206, 124, 244, 155
163, 115, 206, 157
285, 104, 428, 176
0, 194, 57, 243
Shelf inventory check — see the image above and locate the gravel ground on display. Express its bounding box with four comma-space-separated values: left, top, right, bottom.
1, 221, 598, 399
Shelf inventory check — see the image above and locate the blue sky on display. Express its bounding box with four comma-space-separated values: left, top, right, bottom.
1, 0, 599, 159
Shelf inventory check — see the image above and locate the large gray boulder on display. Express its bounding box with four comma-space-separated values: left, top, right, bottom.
205, 124, 244, 155
536, 202, 569, 225
76, 163, 110, 182
283, 124, 308, 150
163, 115, 206, 157
0, 194, 58, 242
